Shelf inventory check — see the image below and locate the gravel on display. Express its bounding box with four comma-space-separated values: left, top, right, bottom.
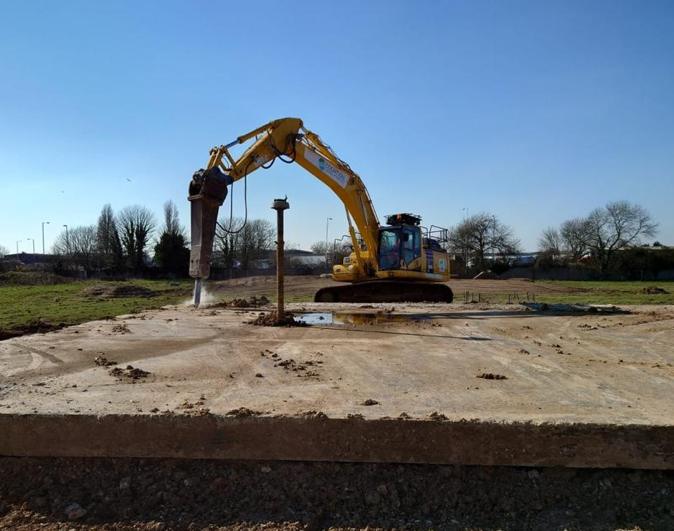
0, 458, 673, 530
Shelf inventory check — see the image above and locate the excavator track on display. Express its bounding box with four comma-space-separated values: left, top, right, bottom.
314, 281, 453, 303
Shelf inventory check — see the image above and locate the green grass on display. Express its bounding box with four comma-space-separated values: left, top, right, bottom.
2, 277, 672, 338
0, 279, 193, 335
535, 280, 674, 305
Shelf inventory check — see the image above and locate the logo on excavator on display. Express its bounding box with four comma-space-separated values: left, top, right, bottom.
305, 149, 348, 188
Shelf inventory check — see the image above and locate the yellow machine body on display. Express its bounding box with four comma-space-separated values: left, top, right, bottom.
188, 118, 452, 303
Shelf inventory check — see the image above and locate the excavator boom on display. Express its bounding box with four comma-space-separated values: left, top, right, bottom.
188, 118, 453, 305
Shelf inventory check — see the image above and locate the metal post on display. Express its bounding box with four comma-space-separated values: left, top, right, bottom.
27, 238, 35, 254
42, 221, 49, 254
16, 240, 21, 256
272, 198, 290, 324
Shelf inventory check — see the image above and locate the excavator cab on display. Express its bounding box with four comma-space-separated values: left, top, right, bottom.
378, 214, 424, 272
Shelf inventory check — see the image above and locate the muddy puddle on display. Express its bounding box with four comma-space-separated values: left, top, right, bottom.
295, 312, 430, 326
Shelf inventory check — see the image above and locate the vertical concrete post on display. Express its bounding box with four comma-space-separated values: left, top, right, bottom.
272, 198, 290, 324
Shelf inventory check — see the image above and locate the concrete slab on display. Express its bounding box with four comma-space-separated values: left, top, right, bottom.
1, 303, 674, 468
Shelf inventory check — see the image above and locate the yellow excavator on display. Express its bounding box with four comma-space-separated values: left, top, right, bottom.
188, 117, 453, 304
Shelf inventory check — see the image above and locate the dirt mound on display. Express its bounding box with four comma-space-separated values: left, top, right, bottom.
473, 271, 501, 280
643, 286, 670, 295
214, 295, 270, 308
108, 365, 150, 382
248, 311, 308, 327
94, 355, 116, 367
0, 272, 73, 286
80, 284, 157, 299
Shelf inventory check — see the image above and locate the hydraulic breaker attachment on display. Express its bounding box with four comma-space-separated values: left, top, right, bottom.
188, 167, 231, 280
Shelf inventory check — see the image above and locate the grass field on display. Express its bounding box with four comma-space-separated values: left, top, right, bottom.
535, 280, 674, 305
452, 281, 674, 305
0, 278, 193, 338
1, 275, 672, 339
207, 275, 674, 306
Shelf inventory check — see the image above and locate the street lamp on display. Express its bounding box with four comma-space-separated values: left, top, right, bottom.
42, 221, 50, 254
27, 238, 35, 254
16, 240, 22, 256
63, 225, 69, 255
325, 217, 333, 272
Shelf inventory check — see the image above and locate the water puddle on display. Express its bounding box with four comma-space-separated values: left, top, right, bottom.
294, 312, 430, 326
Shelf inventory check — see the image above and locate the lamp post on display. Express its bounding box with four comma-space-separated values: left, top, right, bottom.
27, 238, 35, 254
325, 217, 332, 272
63, 225, 69, 255
16, 240, 22, 256
42, 221, 49, 254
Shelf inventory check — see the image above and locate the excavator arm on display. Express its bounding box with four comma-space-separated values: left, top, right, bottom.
188, 117, 380, 282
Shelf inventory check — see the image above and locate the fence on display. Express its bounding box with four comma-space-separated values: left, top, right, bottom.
462, 291, 537, 304
500, 267, 674, 281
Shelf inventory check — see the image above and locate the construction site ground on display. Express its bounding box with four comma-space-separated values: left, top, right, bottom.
1, 289, 674, 529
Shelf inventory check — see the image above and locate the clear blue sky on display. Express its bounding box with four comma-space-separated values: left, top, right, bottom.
1, 0, 673, 254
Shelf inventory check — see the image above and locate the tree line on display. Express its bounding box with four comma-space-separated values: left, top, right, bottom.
50, 202, 190, 275
432, 200, 663, 277
3, 198, 663, 278
538, 201, 658, 273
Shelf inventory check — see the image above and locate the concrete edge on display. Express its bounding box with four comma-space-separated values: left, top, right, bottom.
1, 414, 673, 469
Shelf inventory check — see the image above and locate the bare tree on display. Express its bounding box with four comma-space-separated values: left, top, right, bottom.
585, 201, 658, 274
559, 218, 592, 261
448, 213, 520, 271
117, 205, 156, 271
0, 245, 8, 258
53, 226, 98, 269
239, 219, 275, 270
310, 241, 329, 255
311, 240, 352, 268
214, 216, 244, 271
538, 227, 562, 254
162, 200, 186, 238
214, 217, 275, 272
96, 204, 124, 270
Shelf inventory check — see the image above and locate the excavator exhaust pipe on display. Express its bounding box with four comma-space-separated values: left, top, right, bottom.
188, 166, 231, 282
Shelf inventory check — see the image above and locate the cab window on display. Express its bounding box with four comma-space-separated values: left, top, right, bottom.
378, 229, 400, 270
402, 227, 421, 267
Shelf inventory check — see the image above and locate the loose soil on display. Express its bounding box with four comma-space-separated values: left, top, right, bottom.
108, 365, 151, 382
213, 295, 270, 308
248, 311, 309, 327
0, 457, 672, 531
476, 373, 508, 380
643, 287, 669, 295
